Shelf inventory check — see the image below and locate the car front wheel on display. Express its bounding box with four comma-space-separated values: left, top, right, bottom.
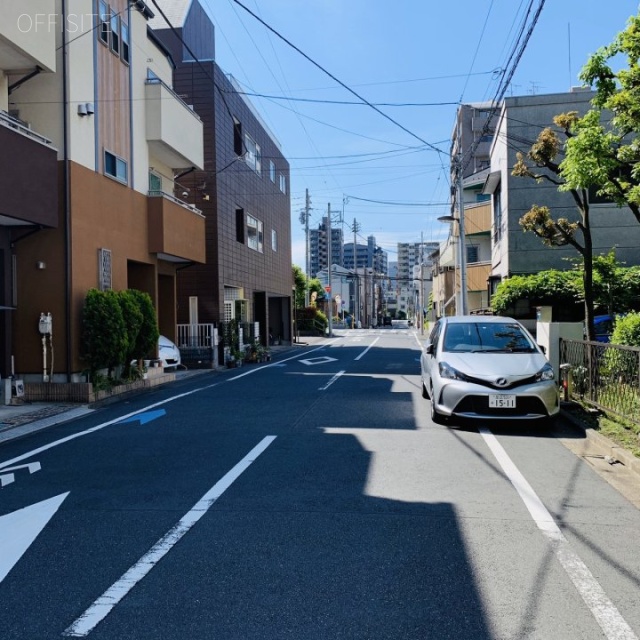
430, 384, 445, 425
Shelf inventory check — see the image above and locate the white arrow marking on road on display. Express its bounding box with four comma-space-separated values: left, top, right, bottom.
0, 492, 69, 583
299, 356, 338, 365
0, 462, 41, 488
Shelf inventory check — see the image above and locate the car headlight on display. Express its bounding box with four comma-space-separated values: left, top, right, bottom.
439, 361, 466, 380
536, 363, 555, 381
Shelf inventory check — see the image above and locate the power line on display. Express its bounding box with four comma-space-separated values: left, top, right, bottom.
222, 91, 460, 107
230, 0, 447, 156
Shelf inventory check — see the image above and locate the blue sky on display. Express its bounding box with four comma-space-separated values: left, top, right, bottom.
195, 0, 640, 270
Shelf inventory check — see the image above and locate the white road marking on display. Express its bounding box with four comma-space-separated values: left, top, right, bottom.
0, 461, 41, 488
318, 370, 346, 391
0, 345, 330, 472
0, 492, 69, 583
63, 436, 277, 638
479, 427, 638, 640
354, 337, 380, 361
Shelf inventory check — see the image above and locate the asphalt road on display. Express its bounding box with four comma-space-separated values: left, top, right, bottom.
1, 328, 639, 639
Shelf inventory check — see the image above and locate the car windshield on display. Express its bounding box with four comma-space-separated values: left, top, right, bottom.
442, 322, 536, 353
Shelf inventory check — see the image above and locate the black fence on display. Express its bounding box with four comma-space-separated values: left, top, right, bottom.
560, 339, 640, 425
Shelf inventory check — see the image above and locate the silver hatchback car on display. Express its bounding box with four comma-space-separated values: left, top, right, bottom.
421, 316, 559, 424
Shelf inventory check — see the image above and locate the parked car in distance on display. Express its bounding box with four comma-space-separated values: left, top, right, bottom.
383, 316, 392, 326
593, 314, 614, 343
420, 316, 559, 425
158, 335, 181, 370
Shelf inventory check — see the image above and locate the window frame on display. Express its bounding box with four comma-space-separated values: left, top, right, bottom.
98, 0, 109, 45
104, 150, 128, 183
247, 214, 264, 252
279, 173, 286, 194
120, 20, 130, 64
109, 9, 120, 55
244, 133, 261, 175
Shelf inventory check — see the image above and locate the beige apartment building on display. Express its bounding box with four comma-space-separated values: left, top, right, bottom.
1, 0, 205, 380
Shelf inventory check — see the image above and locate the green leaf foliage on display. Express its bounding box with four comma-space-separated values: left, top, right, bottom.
82, 289, 127, 379
491, 271, 582, 316
128, 289, 159, 359
611, 312, 640, 347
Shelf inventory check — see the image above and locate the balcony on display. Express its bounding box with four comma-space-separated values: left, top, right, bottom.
464, 202, 491, 235
466, 261, 491, 292
0, 111, 57, 227
145, 79, 203, 170
147, 192, 206, 264
0, 1, 56, 73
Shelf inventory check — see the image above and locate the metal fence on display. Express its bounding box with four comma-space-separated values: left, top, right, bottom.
560, 339, 640, 425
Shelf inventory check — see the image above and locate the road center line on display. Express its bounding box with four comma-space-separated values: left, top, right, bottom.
63, 435, 277, 638
318, 370, 345, 391
354, 337, 379, 361
479, 427, 637, 640
0, 345, 329, 472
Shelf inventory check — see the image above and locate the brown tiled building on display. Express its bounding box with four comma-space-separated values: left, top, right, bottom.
1, 0, 205, 383
151, 1, 293, 348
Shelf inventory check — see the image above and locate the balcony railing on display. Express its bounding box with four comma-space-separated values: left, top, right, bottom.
148, 190, 203, 217
0, 110, 53, 147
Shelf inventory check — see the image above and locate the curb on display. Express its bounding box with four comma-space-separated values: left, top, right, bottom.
560, 407, 640, 479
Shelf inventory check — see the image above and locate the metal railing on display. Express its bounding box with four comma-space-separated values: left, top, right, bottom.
148, 190, 203, 216
560, 338, 640, 425
177, 324, 217, 348
0, 110, 53, 147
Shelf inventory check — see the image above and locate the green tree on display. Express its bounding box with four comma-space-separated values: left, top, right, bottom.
513, 111, 597, 339
82, 289, 128, 381
308, 278, 325, 306
491, 269, 582, 316
128, 289, 159, 362
118, 289, 143, 378
568, 12, 640, 219
293, 265, 307, 309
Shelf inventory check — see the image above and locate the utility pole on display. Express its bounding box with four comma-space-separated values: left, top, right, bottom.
298, 189, 311, 307
327, 203, 333, 337
456, 129, 468, 316
351, 218, 361, 328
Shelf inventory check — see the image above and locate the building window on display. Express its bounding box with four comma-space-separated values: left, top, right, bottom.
244, 133, 261, 175
269, 160, 276, 183
492, 183, 502, 242
98, 1, 109, 45
121, 21, 130, 64
467, 245, 479, 264
149, 171, 162, 194
105, 150, 127, 183
110, 10, 120, 55
271, 229, 277, 251
247, 214, 263, 252
236, 208, 245, 243
279, 174, 286, 194
233, 117, 243, 156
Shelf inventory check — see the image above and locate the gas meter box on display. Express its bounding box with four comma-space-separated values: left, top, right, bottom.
39, 312, 52, 335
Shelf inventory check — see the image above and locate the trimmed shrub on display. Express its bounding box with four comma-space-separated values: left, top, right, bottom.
128, 289, 159, 360
82, 289, 127, 380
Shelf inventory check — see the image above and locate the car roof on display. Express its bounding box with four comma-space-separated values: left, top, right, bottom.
441, 315, 518, 325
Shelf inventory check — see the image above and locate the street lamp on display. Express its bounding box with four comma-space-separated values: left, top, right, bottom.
437, 214, 468, 316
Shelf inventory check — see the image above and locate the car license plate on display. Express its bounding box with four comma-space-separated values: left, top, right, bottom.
489, 394, 516, 408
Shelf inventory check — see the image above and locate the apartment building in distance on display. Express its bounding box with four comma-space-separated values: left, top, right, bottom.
2, 0, 205, 380
151, 0, 292, 346
309, 216, 344, 277
343, 236, 388, 275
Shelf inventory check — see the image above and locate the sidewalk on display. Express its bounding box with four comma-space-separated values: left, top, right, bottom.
0, 335, 332, 445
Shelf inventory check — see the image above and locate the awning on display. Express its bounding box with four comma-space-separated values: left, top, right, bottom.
482, 170, 501, 195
